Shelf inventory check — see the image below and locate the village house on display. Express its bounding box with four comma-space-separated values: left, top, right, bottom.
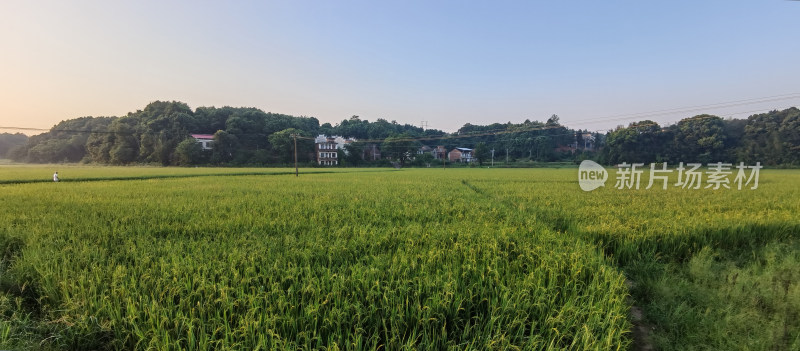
417, 145, 447, 160
314, 135, 358, 165
448, 147, 474, 163
432, 146, 447, 160
190, 134, 214, 150
582, 133, 596, 151
315, 135, 339, 165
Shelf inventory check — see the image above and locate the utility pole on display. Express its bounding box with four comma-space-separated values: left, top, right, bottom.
421, 121, 428, 131
573, 132, 578, 154
443, 148, 446, 169
491, 149, 494, 167
292, 133, 298, 177
506, 148, 509, 164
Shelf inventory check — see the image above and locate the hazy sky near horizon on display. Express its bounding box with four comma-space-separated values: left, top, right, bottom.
1, 0, 799, 135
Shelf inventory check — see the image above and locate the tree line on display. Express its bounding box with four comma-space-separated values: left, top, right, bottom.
0, 133, 28, 158
599, 107, 800, 166
6, 101, 799, 166
7, 101, 446, 166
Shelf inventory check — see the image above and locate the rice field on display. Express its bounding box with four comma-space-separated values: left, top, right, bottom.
1, 166, 798, 350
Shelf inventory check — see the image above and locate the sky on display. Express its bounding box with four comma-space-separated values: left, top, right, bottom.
1, 0, 799, 135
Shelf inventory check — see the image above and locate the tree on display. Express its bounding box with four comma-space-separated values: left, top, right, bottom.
211, 130, 239, 164
110, 143, 137, 164
0, 133, 28, 158
11, 117, 115, 163
319, 123, 335, 137
739, 107, 800, 165
381, 134, 420, 166
601, 120, 666, 165
108, 120, 139, 164
174, 138, 204, 165
343, 142, 365, 166
473, 142, 490, 166
133, 100, 193, 123
194, 106, 233, 134
86, 131, 114, 163
268, 128, 313, 164
722, 118, 748, 161
671, 115, 726, 163
414, 152, 435, 167
546, 114, 560, 127
778, 108, 800, 164
532, 135, 554, 161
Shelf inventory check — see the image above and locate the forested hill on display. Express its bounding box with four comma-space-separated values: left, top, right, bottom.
7, 101, 445, 165
7, 101, 800, 166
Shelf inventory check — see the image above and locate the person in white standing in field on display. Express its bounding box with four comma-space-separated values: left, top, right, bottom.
53, 171, 59, 182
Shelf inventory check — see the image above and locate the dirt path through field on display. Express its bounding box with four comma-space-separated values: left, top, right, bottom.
460, 179, 657, 350
626, 279, 654, 351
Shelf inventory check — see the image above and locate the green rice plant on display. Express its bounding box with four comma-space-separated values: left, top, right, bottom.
463, 167, 800, 350
3, 166, 796, 350
0, 168, 631, 350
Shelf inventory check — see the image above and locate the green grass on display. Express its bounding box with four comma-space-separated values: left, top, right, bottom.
1, 166, 798, 350
646, 240, 800, 350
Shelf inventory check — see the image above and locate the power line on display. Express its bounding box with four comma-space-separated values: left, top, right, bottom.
404, 94, 798, 138
8, 94, 797, 137
319, 106, 799, 145
0, 126, 51, 131
3, 101, 798, 145
565, 93, 800, 126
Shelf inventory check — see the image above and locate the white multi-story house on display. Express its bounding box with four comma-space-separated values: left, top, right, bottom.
315, 135, 338, 165
314, 135, 357, 165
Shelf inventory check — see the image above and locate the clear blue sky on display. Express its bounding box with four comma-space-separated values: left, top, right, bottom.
1, 0, 799, 134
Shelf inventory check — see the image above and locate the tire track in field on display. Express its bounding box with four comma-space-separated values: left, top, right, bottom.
460, 179, 571, 233
460, 178, 655, 351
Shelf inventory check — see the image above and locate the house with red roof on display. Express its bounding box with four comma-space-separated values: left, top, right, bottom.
190, 134, 214, 150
